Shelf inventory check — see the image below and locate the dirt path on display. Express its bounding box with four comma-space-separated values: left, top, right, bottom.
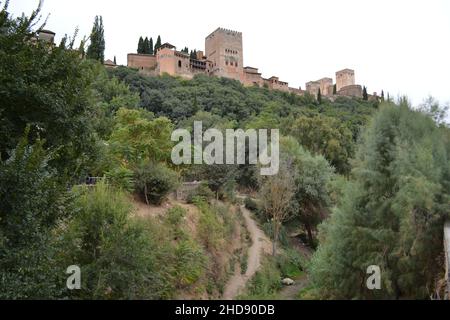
222, 205, 271, 300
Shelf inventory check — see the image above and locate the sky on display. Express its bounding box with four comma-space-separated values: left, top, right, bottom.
8, 0, 450, 106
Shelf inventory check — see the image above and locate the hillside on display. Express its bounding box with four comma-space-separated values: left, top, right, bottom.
1, 2, 450, 300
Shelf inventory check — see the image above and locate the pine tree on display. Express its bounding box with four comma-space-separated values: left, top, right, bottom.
149, 37, 154, 55
137, 36, 144, 54
154, 35, 162, 52
86, 16, 105, 63
362, 86, 368, 100
317, 88, 322, 104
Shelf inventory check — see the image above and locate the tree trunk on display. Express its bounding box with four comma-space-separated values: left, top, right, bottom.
305, 222, 314, 247
144, 184, 150, 206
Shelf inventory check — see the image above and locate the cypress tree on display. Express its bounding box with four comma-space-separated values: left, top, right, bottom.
381, 90, 385, 102
362, 86, 368, 100
137, 36, 144, 54
113, 56, 116, 65
154, 35, 161, 52
149, 37, 154, 55
333, 84, 337, 95
317, 88, 322, 104
143, 37, 149, 54
86, 15, 105, 63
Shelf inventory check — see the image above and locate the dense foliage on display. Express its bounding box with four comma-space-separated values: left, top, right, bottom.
2, 0, 449, 300
310, 103, 450, 299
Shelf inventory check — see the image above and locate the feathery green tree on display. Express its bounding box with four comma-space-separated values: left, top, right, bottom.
86, 16, 105, 63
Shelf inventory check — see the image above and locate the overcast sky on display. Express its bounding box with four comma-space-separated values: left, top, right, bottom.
9, 0, 450, 106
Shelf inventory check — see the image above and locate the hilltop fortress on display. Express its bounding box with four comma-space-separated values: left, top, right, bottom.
125, 27, 376, 99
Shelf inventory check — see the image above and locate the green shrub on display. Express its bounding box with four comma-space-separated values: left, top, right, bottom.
0, 131, 70, 299
244, 197, 258, 211
134, 162, 179, 205
173, 239, 207, 288
239, 257, 282, 299
186, 182, 214, 204
105, 166, 135, 192
62, 182, 173, 299
195, 199, 225, 251
262, 222, 289, 247
276, 248, 304, 278
166, 206, 186, 226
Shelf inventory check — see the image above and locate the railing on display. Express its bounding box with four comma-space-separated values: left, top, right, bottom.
83, 176, 104, 186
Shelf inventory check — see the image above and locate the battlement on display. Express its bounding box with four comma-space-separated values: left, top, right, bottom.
206, 27, 242, 40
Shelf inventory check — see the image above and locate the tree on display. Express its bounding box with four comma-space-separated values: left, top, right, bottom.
135, 161, 179, 205
294, 148, 333, 246
108, 108, 174, 166
417, 96, 449, 125
290, 115, 354, 174
86, 16, 105, 63
381, 90, 385, 102
0, 129, 70, 298
333, 84, 337, 95
137, 36, 144, 53
0, 4, 99, 178
362, 86, 368, 100
154, 35, 162, 52
190, 49, 198, 59
148, 37, 154, 55
259, 160, 295, 256
310, 102, 450, 299
317, 88, 322, 104
143, 37, 149, 54
113, 55, 116, 65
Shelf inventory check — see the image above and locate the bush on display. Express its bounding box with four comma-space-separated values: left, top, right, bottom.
105, 166, 135, 192
62, 182, 173, 299
262, 222, 289, 247
186, 182, 214, 204
0, 131, 70, 299
239, 257, 282, 299
195, 199, 225, 251
166, 206, 186, 226
135, 162, 179, 205
276, 248, 305, 278
244, 197, 258, 211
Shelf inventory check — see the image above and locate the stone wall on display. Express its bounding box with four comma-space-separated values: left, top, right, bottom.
337, 84, 362, 98
127, 53, 157, 72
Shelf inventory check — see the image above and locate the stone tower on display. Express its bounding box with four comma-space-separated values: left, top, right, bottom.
205, 28, 244, 81
336, 69, 355, 91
